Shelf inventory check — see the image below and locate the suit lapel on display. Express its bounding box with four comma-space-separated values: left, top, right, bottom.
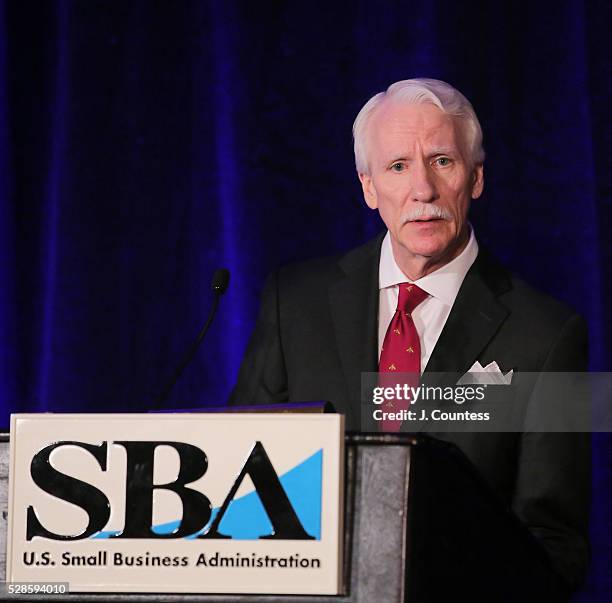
423, 251, 511, 383
327, 239, 511, 429
329, 235, 382, 420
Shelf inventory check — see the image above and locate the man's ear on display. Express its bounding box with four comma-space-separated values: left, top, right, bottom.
471, 163, 484, 199
359, 172, 378, 209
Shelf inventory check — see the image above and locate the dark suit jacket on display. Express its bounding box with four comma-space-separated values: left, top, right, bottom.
230, 233, 590, 590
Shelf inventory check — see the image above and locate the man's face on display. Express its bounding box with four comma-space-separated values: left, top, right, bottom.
359, 102, 483, 273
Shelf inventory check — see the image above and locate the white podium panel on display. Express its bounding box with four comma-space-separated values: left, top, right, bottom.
6, 413, 344, 595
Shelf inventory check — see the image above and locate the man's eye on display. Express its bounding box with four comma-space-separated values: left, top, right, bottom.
390, 162, 405, 172
434, 157, 451, 167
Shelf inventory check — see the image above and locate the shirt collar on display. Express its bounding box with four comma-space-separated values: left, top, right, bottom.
379, 226, 479, 306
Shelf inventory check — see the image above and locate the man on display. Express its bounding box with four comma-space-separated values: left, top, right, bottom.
230, 79, 589, 591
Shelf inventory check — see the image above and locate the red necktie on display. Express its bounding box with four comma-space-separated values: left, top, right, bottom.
378, 283, 429, 432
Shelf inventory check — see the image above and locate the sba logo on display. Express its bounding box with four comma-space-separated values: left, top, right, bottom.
27, 440, 319, 541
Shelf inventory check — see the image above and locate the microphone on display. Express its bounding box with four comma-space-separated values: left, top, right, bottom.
211, 268, 230, 294
153, 268, 230, 409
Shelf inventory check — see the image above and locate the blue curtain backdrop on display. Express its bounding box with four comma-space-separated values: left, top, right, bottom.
1, 0, 611, 599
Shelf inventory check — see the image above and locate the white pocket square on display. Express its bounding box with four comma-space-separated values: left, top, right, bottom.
457, 361, 513, 385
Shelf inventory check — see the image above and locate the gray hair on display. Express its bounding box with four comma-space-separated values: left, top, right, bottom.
352, 78, 485, 174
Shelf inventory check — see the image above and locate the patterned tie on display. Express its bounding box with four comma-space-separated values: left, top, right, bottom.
378, 283, 429, 432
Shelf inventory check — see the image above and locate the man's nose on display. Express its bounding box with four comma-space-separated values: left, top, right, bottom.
410, 161, 438, 203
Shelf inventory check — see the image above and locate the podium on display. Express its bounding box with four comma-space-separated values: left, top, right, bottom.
0, 430, 569, 602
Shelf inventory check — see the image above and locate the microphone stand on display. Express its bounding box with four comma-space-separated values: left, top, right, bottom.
153, 268, 230, 409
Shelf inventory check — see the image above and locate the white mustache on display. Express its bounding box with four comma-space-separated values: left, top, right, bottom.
402, 205, 452, 223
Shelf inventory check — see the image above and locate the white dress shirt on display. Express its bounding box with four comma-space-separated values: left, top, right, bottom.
378, 228, 479, 371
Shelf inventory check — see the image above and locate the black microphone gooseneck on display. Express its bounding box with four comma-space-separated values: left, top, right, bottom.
154, 268, 230, 409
